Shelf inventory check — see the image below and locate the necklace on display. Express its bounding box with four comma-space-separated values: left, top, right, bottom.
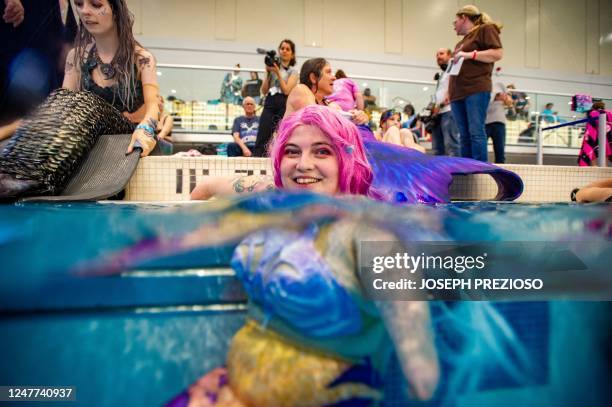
92, 46, 117, 80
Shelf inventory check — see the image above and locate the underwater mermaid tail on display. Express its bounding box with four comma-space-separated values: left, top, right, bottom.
0, 89, 135, 199
357, 126, 523, 203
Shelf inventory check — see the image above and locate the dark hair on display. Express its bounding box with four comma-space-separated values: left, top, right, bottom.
403, 104, 415, 116
335, 69, 347, 79
250, 71, 259, 79
591, 101, 605, 111
363, 88, 371, 96
380, 109, 401, 126
73, 0, 142, 110
299, 58, 328, 93
279, 39, 296, 67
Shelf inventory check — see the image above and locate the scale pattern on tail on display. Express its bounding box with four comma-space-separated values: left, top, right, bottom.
0, 89, 135, 196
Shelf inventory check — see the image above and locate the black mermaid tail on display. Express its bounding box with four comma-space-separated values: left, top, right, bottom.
0, 89, 134, 199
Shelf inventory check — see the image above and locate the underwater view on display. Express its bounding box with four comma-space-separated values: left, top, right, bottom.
0, 193, 611, 406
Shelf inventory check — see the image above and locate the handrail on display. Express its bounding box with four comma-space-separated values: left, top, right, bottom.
157, 63, 436, 86
541, 118, 588, 131
538, 111, 608, 167
157, 63, 611, 99
597, 111, 607, 167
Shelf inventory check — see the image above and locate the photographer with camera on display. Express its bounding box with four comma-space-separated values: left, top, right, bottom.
253, 39, 298, 157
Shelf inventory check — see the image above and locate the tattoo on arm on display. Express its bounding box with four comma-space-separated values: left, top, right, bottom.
138, 56, 152, 69
232, 177, 245, 193
147, 117, 159, 129
65, 60, 74, 73
232, 176, 274, 194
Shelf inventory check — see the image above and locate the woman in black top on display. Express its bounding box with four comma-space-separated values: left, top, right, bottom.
62, 0, 159, 157
252, 39, 298, 157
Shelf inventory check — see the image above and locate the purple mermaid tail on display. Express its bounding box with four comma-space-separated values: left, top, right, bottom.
358, 126, 523, 203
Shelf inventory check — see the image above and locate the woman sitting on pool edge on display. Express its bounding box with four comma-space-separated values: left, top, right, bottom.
374, 109, 426, 153
174, 105, 440, 406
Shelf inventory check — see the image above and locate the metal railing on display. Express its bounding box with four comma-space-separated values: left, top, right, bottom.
536, 112, 608, 166
157, 63, 610, 158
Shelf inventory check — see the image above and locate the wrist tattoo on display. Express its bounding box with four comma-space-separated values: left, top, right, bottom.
147, 117, 158, 129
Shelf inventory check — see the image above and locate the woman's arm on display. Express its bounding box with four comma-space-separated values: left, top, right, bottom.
355, 91, 365, 110
126, 49, 160, 157
232, 131, 252, 157
279, 70, 298, 95
284, 85, 316, 118
269, 64, 298, 96
191, 175, 274, 200
0, 119, 21, 141
261, 71, 271, 95
377, 301, 440, 400
62, 48, 79, 90
456, 47, 503, 63
157, 114, 174, 140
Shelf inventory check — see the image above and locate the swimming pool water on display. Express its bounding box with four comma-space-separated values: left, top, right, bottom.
0, 197, 610, 406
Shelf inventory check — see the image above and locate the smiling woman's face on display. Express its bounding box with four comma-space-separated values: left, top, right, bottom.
75, 0, 115, 36
280, 125, 339, 195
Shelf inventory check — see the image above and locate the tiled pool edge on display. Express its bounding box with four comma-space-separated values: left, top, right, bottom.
125, 157, 612, 203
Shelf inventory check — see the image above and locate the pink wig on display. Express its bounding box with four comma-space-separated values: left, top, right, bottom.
270, 105, 373, 196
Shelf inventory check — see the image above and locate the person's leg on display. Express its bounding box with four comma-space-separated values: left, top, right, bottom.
431, 121, 445, 155
383, 126, 402, 145
226, 142, 243, 157
464, 92, 490, 162
488, 122, 506, 163
451, 99, 471, 158
253, 94, 286, 157
441, 112, 461, 157
253, 98, 276, 157
400, 128, 426, 153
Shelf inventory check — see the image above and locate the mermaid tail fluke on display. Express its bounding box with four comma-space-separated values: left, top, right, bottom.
359, 127, 523, 203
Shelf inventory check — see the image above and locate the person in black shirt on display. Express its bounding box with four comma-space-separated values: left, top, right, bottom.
242, 71, 262, 105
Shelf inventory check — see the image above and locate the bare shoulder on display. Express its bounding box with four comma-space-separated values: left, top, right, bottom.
136, 47, 156, 69
286, 84, 315, 115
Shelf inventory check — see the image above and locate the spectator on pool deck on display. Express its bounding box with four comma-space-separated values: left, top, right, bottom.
227, 96, 259, 157
449, 4, 504, 162
326, 69, 364, 112
220, 63, 243, 105
363, 87, 377, 110
401, 104, 418, 129
541, 103, 557, 123
485, 82, 513, 163
506, 84, 529, 121
242, 71, 262, 105
431, 48, 461, 156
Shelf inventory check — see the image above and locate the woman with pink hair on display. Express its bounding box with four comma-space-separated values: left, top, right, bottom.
270, 104, 373, 196
175, 104, 439, 406
191, 105, 374, 200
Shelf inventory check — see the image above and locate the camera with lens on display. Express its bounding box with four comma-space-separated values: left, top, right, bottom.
419, 102, 441, 134
256, 48, 280, 67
